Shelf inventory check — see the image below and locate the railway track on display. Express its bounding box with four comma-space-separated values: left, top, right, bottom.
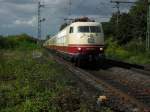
45, 50, 150, 112
89, 69, 150, 111
99, 59, 150, 110
105, 59, 150, 76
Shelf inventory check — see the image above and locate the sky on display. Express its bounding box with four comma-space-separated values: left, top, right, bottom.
0, 0, 136, 39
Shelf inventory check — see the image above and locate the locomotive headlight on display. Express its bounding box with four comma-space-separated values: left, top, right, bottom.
78, 47, 82, 51
100, 47, 103, 51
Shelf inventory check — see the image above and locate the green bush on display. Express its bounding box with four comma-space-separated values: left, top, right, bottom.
105, 38, 130, 60
0, 34, 38, 50
105, 37, 150, 64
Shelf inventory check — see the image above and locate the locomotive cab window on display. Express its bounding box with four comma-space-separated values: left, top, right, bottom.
78, 26, 89, 33
78, 26, 101, 33
90, 26, 101, 33
69, 27, 74, 33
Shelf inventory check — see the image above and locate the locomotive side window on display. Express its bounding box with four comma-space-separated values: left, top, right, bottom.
90, 26, 101, 33
69, 27, 74, 33
78, 26, 90, 33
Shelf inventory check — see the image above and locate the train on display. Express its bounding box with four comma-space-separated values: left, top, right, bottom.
43, 17, 105, 66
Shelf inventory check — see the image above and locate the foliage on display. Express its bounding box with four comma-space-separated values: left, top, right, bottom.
0, 34, 38, 50
103, 0, 149, 64
129, 0, 147, 41
105, 38, 150, 64
102, 0, 147, 44
102, 22, 114, 38
105, 38, 131, 60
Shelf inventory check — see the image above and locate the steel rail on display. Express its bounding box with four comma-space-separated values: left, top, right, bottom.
105, 58, 150, 76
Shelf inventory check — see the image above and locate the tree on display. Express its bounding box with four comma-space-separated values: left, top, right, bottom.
129, 0, 147, 41
117, 13, 133, 44
104, 0, 147, 44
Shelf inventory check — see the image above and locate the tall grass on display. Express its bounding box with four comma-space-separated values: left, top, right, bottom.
0, 50, 79, 112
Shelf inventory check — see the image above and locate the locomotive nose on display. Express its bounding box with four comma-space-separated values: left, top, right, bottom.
80, 33, 96, 38
86, 34, 96, 38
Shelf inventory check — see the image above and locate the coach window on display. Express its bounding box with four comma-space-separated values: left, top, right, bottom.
69, 27, 74, 33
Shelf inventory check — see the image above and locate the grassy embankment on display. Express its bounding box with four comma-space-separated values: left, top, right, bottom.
105, 38, 150, 64
0, 50, 83, 112
0, 34, 112, 112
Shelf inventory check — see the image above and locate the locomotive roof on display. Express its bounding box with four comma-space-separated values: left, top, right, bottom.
59, 21, 101, 33
70, 21, 101, 26
60, 17, 100, 31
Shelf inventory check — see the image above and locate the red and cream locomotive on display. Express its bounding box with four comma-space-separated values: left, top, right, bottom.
44, 17, 105, 66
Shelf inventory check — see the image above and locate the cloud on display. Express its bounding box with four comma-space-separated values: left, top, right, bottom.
0, 0, 35, 4
0, 0, 136, 38
13, 16, 36, 27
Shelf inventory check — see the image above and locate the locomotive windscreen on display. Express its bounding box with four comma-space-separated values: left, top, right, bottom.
78, 26, 101, 33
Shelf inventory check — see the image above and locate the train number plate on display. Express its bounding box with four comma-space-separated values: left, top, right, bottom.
88, 38, 95, 43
